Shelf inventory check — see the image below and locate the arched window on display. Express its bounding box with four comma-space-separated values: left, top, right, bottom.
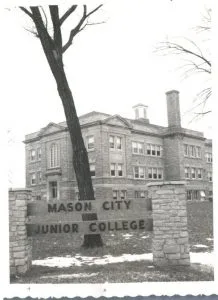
50, 143, 59, 168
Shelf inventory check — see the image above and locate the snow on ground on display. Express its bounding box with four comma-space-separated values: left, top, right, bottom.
206, 238, 213, 241
41, 272, 98, 279
32, 252, 214, 268
141, 235, 149, 239
193, 244, 209, 248
190, 252, 214, 266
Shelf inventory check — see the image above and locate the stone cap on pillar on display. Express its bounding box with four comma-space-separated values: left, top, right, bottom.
147, 181, 186, 187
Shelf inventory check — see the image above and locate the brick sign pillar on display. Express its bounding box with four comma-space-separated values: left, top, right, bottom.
147, 181, 190, 266
9, 189, 32, 276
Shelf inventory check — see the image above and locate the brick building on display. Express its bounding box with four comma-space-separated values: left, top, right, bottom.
24, 90, 213, 202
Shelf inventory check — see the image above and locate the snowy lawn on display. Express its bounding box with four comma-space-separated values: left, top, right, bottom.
32, 252, 214, 268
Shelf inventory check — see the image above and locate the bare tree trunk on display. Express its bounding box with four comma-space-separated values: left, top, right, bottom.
56, 70, 103, 247
27, 6, 103, 248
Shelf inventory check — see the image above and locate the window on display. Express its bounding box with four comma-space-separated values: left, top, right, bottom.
190, 146, 196, 157
152, 167, 157, 179
116, 137, 122, 150
193, 190, 199, 200
135, 191, 146, 198
147, 144, 151, 155
36, 195, 41, 200
87, 136, 94, 150
184, 144, 201, 158
156, 146, 161, 156
37, 148, 41, 160
196, 146, 201, 158
186, 190, 192, 200
147, 144, 162, 156
90, 164, 95, 177
37, 171, 42, 184
184, 144, 189, 156
50, 143, 59, 168
109, 136, 115, 149
120, 190, 127, 199
30, 149, 36, 162
148, 167, 163, 179
117, 164, 123, 176
158, 168, 163, 179
134, 166, 145, 179
191, 168, 196, 179
110, 163, 116, 176
206, 153, 212, 163
208, 171, 212, 182
148, 168, 152, 179
50, 181, 57, 199
30, 173, 36, 185
185, 167, 190, 179
197, 168, 202, 179
132, 142, 144, 154
151, 145, 156, 156
113, 190, 118, 200
110, 136, 122, 150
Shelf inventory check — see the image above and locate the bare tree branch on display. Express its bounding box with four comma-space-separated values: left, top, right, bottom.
39, 6, 48, 30
49, 5, 62, 58
19, 7, 33, 19
62, 4, 103, 53
23, 26, 38, 37
60, 5, 77, 25
158, 40, 211, 68
86, 4, 103, 18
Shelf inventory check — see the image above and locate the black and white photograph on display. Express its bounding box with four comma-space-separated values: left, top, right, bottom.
1, 0, 217, 297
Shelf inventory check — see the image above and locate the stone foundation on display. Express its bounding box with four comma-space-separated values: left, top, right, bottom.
9, 189, 32, 276
148, 181, 190, 266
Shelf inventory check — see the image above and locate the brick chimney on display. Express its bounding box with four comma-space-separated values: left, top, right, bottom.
132, 104, 149, 123
166, 90, 181, 128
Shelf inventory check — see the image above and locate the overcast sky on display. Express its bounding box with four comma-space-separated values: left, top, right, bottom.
1, 0, 213, 188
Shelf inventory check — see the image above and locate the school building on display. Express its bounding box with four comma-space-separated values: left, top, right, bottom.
24, 90, 213, 202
